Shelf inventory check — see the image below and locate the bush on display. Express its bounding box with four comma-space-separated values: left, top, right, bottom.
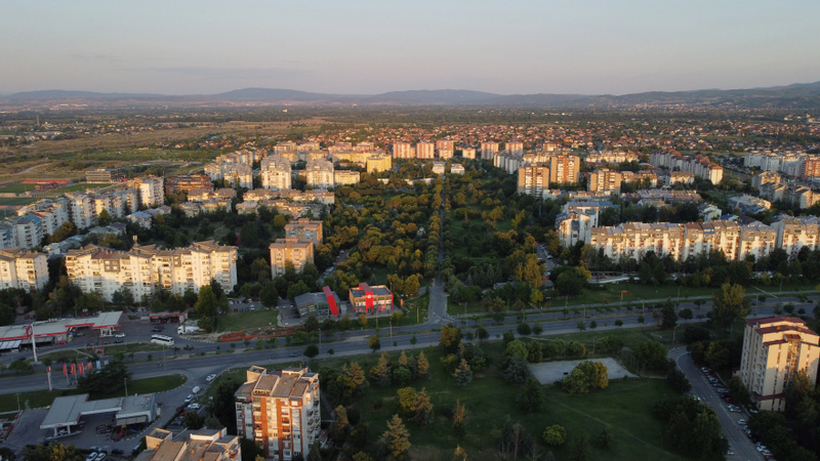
517, 323, 532, 335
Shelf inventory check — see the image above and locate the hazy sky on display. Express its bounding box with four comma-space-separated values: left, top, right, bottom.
2, 0, 818, 95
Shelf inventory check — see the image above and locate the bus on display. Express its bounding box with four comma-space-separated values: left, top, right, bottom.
151, 335, 174, 346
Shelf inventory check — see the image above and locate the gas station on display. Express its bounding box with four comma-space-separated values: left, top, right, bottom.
0, 311, 123, 354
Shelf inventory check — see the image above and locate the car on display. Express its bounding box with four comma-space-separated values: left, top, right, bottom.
206, 373, 217, 382
736, 418, 746, 425
756, 444, 767, 452
289, 352, 298, 357
85, 454, 98, 461
114, 333, 125, 338
186, 403, 202, 411
96, 454, 106, 461
114, 339, 123, 344
75, 333, 84, 337
111, 449, 124, 456
726, 448, 734, 455
184, 394, 194, 404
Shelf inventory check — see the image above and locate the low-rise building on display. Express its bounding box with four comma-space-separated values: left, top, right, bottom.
165, 175, 213, 195
450, 164, 465, 175
349, 283, 393, 314
86, 168, 124, 183
294, 287, 342, 317
334, 170, 361, 185
366, 154, 392, 174
140, 427, 240, 461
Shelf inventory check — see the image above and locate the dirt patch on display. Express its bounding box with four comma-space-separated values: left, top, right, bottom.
530, 357, 637, 385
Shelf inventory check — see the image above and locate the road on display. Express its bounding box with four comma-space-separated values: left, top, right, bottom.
671, 347, 765, 460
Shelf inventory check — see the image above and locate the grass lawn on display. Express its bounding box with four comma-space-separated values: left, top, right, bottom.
297, 341, 684, 461
37, 342, 169, 364
0, 183, 36, 194
56, 183, 106, 193
217, 309, 280, 333
0, 374, 186, 413
0, 197, 36, 207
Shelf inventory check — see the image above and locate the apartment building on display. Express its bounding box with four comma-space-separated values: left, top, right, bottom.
589, 220, 775, 263
165, 175, 213, 195
334, 170, 361, 185
261, 155, 292, 191
740, 317, 820, 411
269, 238, 314, 278
752, 171, 781, 190
10, 215, 43, 250
803, 156, 820, 179
649, 150, 723, 184
392, 142, 415, 159
234, 367, 321, 461
461, 148, 476, 160
244, 189, 334, 206
304, 159, 334, 189
415, 142, 435, 159
549, 155, 581, 184
285, 218, 323, 246
480, 142, 499, 160
657, 170, 695, 186
556, 212, 593, 247
143, 428, 241, 461
585, 150, 639, 163
587, 169, 623, 193
437, 148, 453, 160
0, 248, 48, 292
366, 154, 392, 173
65, 241, 237, 302
130, 176, 165, 208
772, 216, 820, 259
435, 140, 454, 152
222, 163, 253, 189
450, 164, 465, 175
517, 164, 550, 198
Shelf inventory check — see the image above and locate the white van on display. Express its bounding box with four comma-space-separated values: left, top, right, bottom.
192, 386, 201, 394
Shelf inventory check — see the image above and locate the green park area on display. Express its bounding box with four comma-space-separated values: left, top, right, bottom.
217, 309, 280, 333
0, 183, 37, 194
0, 374, 186, 413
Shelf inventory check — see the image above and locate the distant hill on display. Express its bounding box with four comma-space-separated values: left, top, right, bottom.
3, 81, 820, 109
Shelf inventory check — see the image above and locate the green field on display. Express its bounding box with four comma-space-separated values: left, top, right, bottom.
299, 341, 683, 461
0, 197, 37, 207
0, 183, 36, 194
55, 183, 106, 193
217, 309, 280, 333
0, 374, 186, 412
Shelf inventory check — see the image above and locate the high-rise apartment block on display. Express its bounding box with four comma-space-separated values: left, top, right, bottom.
517, 165, 550, 198
650, 150, 723, 184
803, 157, 820, 179
0, 248, 48, 292
269, 238, 314, 278
392, 142, 415, 159
234, 367, 321, 461
261, 155, 293, 190
415, 142, 435, 159
480, 142, 499, 160
506, 142, 524, 154
285, 218, 323, 246
130, 176, 165, 208
436, 140, 454, 151
740, 317, 820, 411
772, 216, 820, 259
588, 169, 623, 194
221, 163, 253, 189
461, 148, 476, 160
549, 155, 581, 184
334, 170, 361, 185
304, 159, 334, 189
65, 241, 237, 302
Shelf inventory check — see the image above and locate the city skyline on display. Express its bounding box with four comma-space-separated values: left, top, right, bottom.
2, 0, 819, 96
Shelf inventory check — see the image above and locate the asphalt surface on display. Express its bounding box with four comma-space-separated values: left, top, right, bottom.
671, 347, 766, 461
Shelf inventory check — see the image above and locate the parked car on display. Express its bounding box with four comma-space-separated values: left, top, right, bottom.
111, 449, 124, 456
186, 403, 202, 411
184, 394, 194, 404
736, 418, 746, 425
206, 373, 217, 382
96, 454, 106, 461
114, 333, 126, 338
85, 454, 98, 461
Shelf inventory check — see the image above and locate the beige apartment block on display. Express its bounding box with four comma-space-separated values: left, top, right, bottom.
366, 154, 392, 173
285, 218, 323, 246
772, 217, 820, 260
480, 142, 499, 160
517, 164, 550, 197
261, 155, 292, 190
269, 238, 314, 277
416, 142, 435, 159
587, 169, 623, 193
334, 169, 361, 185
740, 317, 820, 411
234, 367, 321, 461
304, 159, 334, 189
392, 142, 415, 159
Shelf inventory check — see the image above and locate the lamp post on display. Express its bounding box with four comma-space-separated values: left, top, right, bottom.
124, 377, 128, 397
673, 324, 679, 346
318, 329, 322, 355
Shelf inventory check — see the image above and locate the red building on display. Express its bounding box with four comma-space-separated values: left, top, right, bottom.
349, 283, 393, 314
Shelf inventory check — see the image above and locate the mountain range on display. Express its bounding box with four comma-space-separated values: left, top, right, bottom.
3, 81, 820, 110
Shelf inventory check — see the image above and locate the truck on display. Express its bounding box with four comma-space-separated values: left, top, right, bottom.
178, 324, 201, 335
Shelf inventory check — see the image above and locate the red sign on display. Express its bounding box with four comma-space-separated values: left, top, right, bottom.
365, 293, 373, 310
71, 363, 76, 375
62, 364, 67, 376
25, 326, 32, 338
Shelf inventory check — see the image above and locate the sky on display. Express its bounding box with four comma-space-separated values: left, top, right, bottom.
2, 0, 819, 96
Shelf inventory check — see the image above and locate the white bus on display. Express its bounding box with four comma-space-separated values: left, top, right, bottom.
151, 334, 174, 346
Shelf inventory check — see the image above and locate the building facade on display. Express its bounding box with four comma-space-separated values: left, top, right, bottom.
269, 238, 314, 278
587, 169, 623, 194
366, 154, 392, 174
165, 175, 213, 195
304, 160, 334, 189
740, 317, 820, 411
261, 155, 293, 191
284, 218, 323, 246
0, 248, 48, 292
234, 367, 321, 461
349, 283, 393, 314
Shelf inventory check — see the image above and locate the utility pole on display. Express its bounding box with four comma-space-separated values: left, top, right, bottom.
318, 329, 322, 355
124, 378, 128, 397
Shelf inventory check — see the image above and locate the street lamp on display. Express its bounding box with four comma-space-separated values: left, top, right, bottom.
318, 329, 322, 355
673, 324, 679, 346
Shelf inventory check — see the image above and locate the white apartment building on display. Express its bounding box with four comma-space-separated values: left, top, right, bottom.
131, 176, 165, 208
556, 212, 593, 247
480, 142, 499, 160
304, 159, 334, 189
649, 150, 723, 184
261, 154, 293, 191
65, 241, 237, 302
17, 199, 70, 237
506, 141, 524, 155
221, 163, 253, 189
234, 366, 321, 461
740, 317, 820, 411
772, 216, 820, 260
11, 215, 44, 250
585, 150, 639, 163
65, 193, 97, 229
0, 248, 49, 292
0, 223, 17, 250
589, 220, 775, 263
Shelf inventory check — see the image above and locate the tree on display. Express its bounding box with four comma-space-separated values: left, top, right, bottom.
543, 425, 567, 446
503, 355, 532, 385
453, 358, 472, 388
304, 315, 320, 333
614, 319, 624, 327
380, 414, 411, 460
678, 308, 693, 323
22, 443, 82, 461
599, 427, 613, 450
518, 377, 544, 412
0, 447, 15, 461
712, 283, 749, 329
532, 323, 543, 335
195, 285, 219, 331
453, 399, 467, 439
358, 314, 368, 328
331, 405, 349, 442
409, 335, 417, 347
569, 431, 591, 461
77, 361, 132, 394
637, 315, 645, 324
304, 344, 319, 358
259, 281, 280, 307
589, 320, 597, 330
97, 209, 112, 226
451, 445, 467, 461
439, 323, 462, 354
417, 351, 429, 379
413, 388, 434, 426
8, 359, 32, 374
396, 387, 419, 417
368, 335, 381, 353
661, 299, 678, 329
370, 352, 392, 387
